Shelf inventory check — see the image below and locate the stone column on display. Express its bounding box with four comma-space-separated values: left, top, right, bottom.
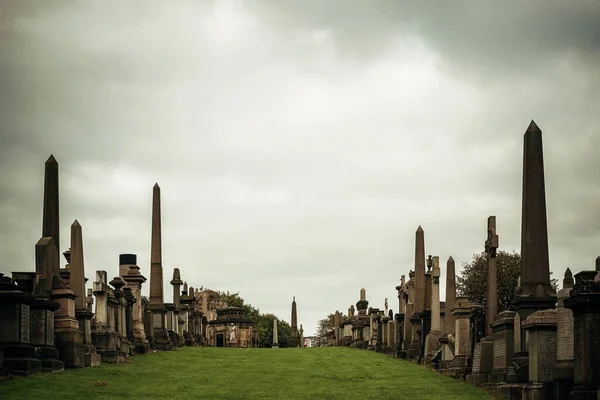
121, 254, 148, 353
170, 268, 183, 346
554, 268, 574, 399
148, 183, 172, 351
334, 311, 341, 346
272, 319, 279, 348
512, 121, 557, 336
289, 297, 300, 347
485, 216, 499, 337
404, 274, 415, 356
299, 324, 304, 347
564, 270, 600, 400
445, 257, 456, 336
92, 271, 118, 363
425, 256, 443, 364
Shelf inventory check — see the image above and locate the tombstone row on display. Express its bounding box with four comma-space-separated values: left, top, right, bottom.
330, 121, 600, 400
0, 155, 253, 377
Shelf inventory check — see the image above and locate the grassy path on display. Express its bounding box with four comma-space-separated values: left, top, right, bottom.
0, 347, 491, 400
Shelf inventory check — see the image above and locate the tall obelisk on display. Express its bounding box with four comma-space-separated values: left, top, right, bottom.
289, 297, 300, 347
511, 121, 556, 350
148, 183, 173, 350
35, 155, 61, 291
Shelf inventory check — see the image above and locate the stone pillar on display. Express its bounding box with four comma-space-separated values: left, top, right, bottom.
425, 256, 443, 364
564, 270, 600, 400
299, 324, 304, 347
554, 268, 574, 399
110, 277, 130, 359
121, 254, 148, 353
148, 183, 172, 351
404, 274, 415, 357
512, 121, 557, 341
272, 319, 279, 348
92, 271, 118, 363
334, 311, 341, 346
445, 257, 456, 336
289, 297, 300, 347
485, 216, 499, 337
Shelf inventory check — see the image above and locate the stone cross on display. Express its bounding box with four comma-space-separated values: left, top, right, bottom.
485, 216, 499, 336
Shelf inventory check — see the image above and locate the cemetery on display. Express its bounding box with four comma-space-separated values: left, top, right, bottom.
0, 120, 598, 400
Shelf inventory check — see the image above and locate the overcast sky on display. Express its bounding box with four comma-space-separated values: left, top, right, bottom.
1, 1, 599, 336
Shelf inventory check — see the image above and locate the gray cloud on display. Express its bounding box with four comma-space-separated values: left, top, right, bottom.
1, 0, 599, 335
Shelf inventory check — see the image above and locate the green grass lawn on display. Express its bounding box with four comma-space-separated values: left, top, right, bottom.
0, 347, 491, 400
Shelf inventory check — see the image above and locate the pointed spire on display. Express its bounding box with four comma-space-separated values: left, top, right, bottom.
72, 219, 80, 227
46, 154, 57, 163
154, 182, 160, 189
563, 267, 574, 290
527, 120, 541, 132
417, 225, 423, 232
448, 256, 454, 262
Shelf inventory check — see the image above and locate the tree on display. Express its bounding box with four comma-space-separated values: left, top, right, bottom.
315, 312, 345, 346
456, 250, 558, 313
216, 290, 293, 347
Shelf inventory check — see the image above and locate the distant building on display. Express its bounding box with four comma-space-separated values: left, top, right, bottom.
304, 336, 318, 347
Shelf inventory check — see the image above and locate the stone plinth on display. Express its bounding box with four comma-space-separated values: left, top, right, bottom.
520, 309, 557, 400
490, 311, 516, 384
51, 285, 85, 368
448, 297, 472, 380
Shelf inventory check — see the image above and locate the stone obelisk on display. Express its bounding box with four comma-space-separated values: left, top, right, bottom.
148, 183, 173, 350
289, 297, 300, 347
512, 121, 556, 328
408, 226, 426, 359
69, 220, 86, 310
36, 155, 61, 291
444, 256, 456, 336
485, 216, 499, 337
272, 319, 279, 348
